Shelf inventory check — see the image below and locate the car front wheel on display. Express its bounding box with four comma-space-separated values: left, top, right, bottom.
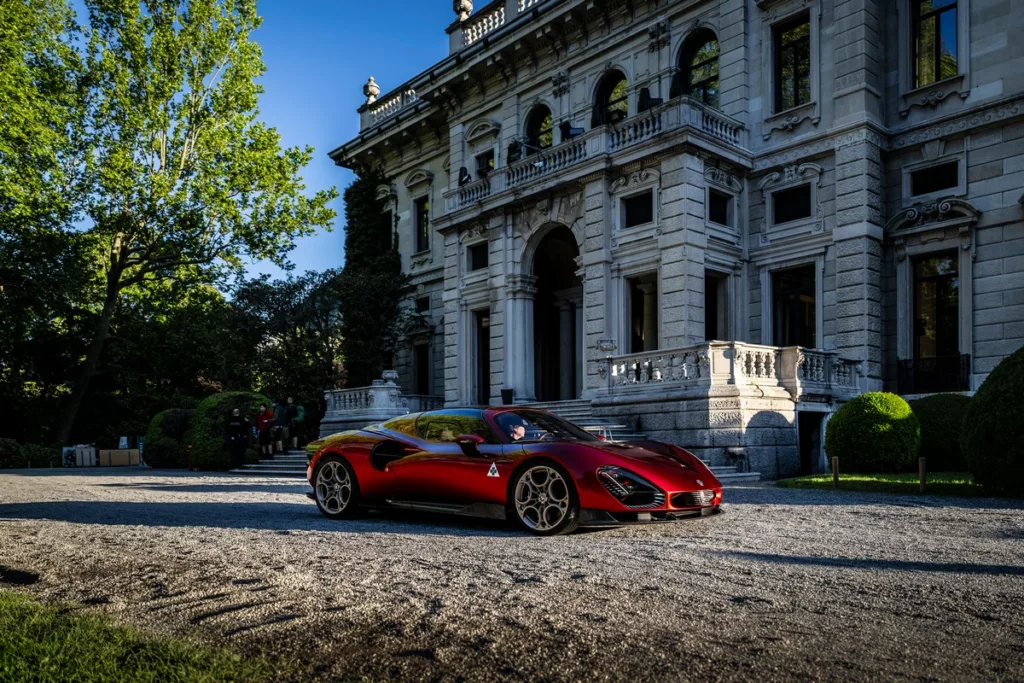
313, 455, 363, 520
509, 461, 580, 536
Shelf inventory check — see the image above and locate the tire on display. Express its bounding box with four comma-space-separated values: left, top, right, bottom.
507, 459, 581, 536
312, 455, 364, 520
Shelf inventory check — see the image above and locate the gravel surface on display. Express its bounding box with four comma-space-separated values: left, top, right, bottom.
1, 468, 1022, 682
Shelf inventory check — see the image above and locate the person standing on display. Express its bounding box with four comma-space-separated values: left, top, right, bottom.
256, 403, 275, 457
273, 399, 286, 454
285, 397, 305, 450
225, 408, 249, 469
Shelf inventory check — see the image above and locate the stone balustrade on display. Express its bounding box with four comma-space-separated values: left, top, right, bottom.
443, 97, 745, 214
360, 88, 419, 131
464, 3, 506, 46
320, 372, 443, 437
598, 342, 861, 401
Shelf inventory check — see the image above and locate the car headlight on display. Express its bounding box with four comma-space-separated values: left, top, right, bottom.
597, 466, 665, 509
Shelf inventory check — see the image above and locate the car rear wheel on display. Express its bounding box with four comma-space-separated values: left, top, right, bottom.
509, 461, 580, 536
313, 455, 363, 520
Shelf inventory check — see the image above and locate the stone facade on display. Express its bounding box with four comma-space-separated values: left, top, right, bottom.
329, 0, 1024, 476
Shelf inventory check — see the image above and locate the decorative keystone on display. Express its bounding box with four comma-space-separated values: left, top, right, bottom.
363, 77, 380, 105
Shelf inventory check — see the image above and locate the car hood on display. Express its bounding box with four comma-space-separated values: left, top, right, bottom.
576, 441, 720, 490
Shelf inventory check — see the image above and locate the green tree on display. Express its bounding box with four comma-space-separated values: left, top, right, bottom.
53, 0, 337, 445
337, 169, 410, 387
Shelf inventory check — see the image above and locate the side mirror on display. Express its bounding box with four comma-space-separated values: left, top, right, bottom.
456, 434, 485, 456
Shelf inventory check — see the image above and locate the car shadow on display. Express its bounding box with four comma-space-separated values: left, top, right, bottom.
714, 550, 1024, 577
720, 483, 1024, 510
0, 500, 529, 538
98, 482, 309, 495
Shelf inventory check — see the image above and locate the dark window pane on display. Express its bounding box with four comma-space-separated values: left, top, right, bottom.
416, 412, 497, 444
772, 184, 812, 225
525, 105, 553, 151
772, 265, 816, 348
774, 14, 811, 112
623, 191, 654, 228
468, 243, 488, 271
414, 344, 430, 394
415, 197, 430, 253
910, 161, 958, 196
475, 150, 494, 176
415, 296, 430, 314
709, 189, 730, 226
939, 9, 958, 79
913, 252, 959, 359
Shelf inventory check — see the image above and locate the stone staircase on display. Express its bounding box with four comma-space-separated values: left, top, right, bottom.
230, 451, 308, 477
525, 399, 761, 483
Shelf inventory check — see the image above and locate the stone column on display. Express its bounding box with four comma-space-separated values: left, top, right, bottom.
505, 274, 537, 402
833, 131, 884, 390
639, 282, 658, 351
574, 300, 584, 398
558, 300, 574, 400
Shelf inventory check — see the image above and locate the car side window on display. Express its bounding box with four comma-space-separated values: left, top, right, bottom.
416, 414, 499, 444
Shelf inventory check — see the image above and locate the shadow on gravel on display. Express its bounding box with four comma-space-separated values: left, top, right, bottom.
717, 550, 1024, 576
99, 483, 308, 495
0, 501, 521, 537
721, 485, 1024, 510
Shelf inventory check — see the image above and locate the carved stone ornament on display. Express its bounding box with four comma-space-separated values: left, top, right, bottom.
704, 166, 742, 193
551, 71, 570, 97
757, 162, 823, 195
381, 369, 399, 384
454, 0, 473, 22
647, 20, 669, 52
363, 77, 380, 105
885, 198, 981, 236
610, 169, 657, 192
598, 339, 618, 354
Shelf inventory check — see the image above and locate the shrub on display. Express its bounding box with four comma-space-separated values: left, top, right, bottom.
961, 345, 1024, 496
185, 392, 270, 471
0, 439, 25, 469
825, 392, 920, 473
143, 409, 196, 468
18, 444, 62, 468
908, 393, 971, 472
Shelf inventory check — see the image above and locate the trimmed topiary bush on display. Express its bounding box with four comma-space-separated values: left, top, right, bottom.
143, 409, 197, 468
185, 392, 270, 471
0, 439, 25, 469
18, 444, 62, 468
908, 393, 971, 472
825, 392, 920, 473
961, 345, 1024, 496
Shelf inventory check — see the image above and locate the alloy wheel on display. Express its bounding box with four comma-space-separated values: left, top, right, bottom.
514, 465, 571, 532
316, 460, 352, 514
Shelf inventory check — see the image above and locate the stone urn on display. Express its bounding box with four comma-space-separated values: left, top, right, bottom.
363, 77, 380, 105
381, 369, 400, 385
454, 0, 473, 22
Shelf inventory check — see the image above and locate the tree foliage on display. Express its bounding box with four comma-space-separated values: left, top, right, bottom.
338, 169, 411, 387
961, 344, 1024, 496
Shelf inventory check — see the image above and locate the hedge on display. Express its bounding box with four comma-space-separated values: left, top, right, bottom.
143, 409, 196, 468
908, 393, 971, 472
961, 345, 1024, 496
184, 392, 270, 471
825, 392, 920, 473
18, 444, 62, 468
0, 439, 23, 469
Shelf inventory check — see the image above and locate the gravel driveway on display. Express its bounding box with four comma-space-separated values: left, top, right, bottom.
1, 468, 1022, 682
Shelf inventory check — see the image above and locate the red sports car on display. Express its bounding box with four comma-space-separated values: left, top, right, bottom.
306, 407, 722, 536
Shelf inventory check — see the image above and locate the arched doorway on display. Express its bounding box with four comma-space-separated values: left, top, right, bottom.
531, 226, 583, 401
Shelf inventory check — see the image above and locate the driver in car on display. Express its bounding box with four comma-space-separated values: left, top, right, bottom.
502, 416, 527, 441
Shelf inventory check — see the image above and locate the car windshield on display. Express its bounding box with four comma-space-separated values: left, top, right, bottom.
494, 410, 600, 444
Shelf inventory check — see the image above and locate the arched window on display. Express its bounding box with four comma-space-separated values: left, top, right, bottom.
593, 71, 628, 126
524, 105, 553, 152
680, 30, 720, 108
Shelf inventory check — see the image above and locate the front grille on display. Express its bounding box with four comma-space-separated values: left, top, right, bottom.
671, 490, 715, 508
623, 491, 666, 509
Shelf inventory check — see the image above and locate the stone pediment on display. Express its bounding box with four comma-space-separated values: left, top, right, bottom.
885, 198, 980, 236
404, 169, 434, 188
464, 119, 501, 145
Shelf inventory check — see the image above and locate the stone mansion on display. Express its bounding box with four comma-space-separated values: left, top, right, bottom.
326, 0, 1024, 478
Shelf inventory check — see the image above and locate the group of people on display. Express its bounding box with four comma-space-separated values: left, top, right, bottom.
225, 397, 305, 468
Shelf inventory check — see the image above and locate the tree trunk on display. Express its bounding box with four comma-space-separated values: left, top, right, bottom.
52, 279, 120, 446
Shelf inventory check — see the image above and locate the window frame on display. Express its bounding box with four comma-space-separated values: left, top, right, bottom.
413, 195, 431, 254
593, 71, 630, 126
901, 154, 966, 205
773, 13, 812, 114
770, 183, 813, 227
467, 241, 489, 272
758, 256, 824, 349
897, 0, 970, 117
912, 0, 958, 89
524, 104, 554, 152
681, 30, 721, 108
760, 1, 821, 141
622, 189, 656, 230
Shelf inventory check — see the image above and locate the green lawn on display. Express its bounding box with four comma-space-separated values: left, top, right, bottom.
0, 590, 293, 682
776, 471, 984, 497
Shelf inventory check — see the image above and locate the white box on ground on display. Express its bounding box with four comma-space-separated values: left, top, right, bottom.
75, 446, 97, 467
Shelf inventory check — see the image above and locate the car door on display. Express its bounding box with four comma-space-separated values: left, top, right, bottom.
389, 412, 513, 504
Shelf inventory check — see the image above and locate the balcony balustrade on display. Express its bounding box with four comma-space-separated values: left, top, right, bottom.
597, 342, 861, 401
320, 372, 443, 436
443, 97, 744, 214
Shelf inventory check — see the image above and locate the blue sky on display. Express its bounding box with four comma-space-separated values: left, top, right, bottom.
250, 0, 454, 278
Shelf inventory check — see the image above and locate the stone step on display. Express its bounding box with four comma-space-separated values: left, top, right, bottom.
714, 471, 762, 483
229, 467, 306, 477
